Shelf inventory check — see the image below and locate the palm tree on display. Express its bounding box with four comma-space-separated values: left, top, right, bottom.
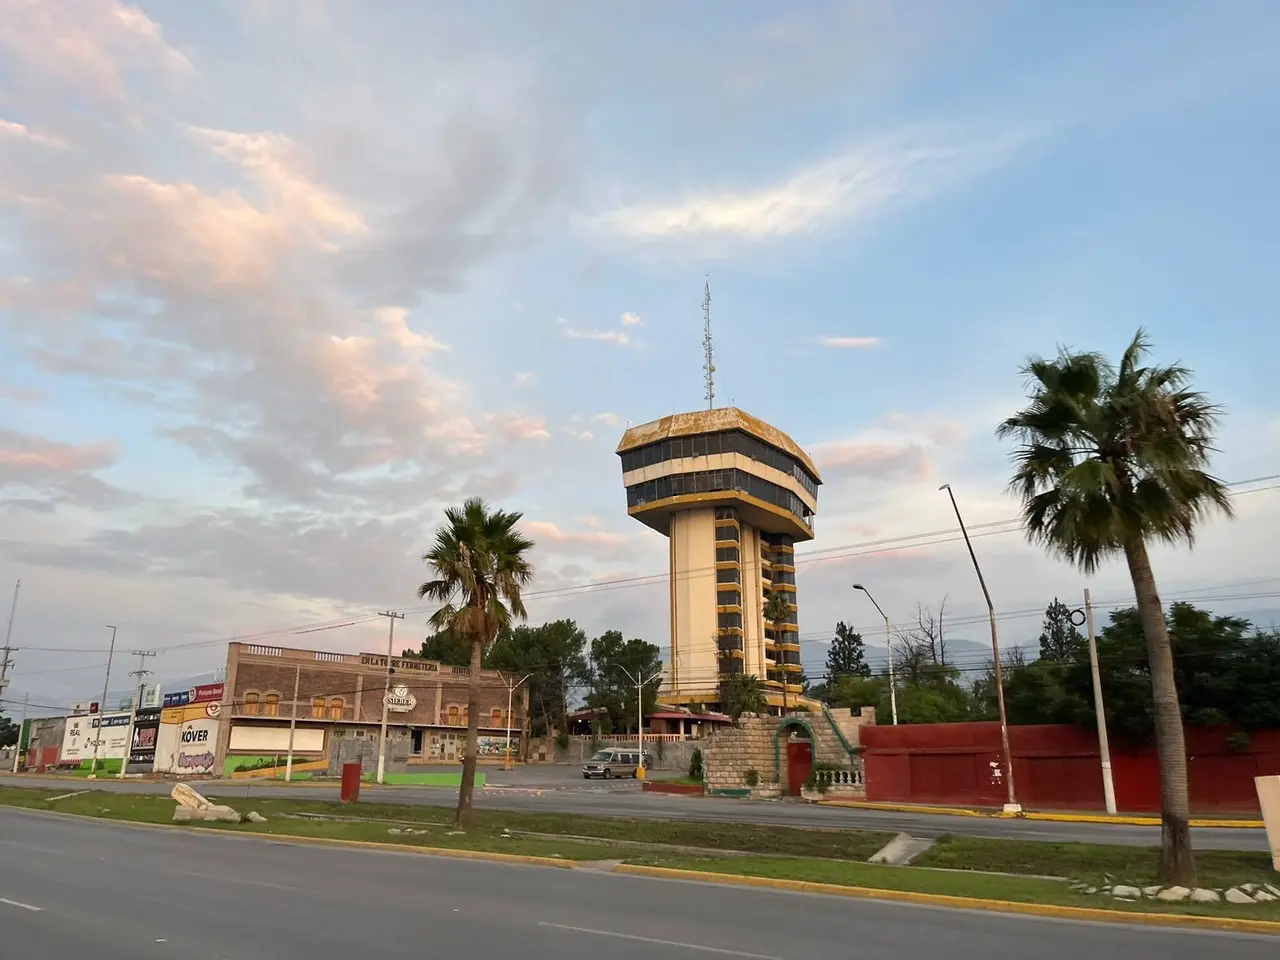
763, 590, 793, 713
997, 330, 1232, 885
418, 497, 535, 828
721, 674, 768, 720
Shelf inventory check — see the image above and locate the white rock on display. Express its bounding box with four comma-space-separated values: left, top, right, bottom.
1241, 883, 1259, 893
1265, 884, 1280, 897
1225, 888, 1255, 904
1084, 887, 1098, 895
1142, 885, 1162, 897
245, 811, 267, 824
1190, 888, 1221, 902
387, 828, 402, 835
447, 830, 466, 836
1112, 885, 1142, 899
1156, 886, 1190, 902
1253, 890, 1276, 902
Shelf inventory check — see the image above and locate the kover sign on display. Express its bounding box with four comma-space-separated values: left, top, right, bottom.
154, 702, 221, 775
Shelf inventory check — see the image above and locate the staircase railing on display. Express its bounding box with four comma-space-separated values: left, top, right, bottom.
819, 703, 857, 756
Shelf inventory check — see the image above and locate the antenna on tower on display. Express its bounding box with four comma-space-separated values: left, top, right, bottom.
702, 277, 715, 409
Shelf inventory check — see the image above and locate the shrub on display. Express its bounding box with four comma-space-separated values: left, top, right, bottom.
689, 747, 704, 781
555, 731, 570, 751
744, 768, 760, 788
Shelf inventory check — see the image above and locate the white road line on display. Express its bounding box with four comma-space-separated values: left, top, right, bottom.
537, 922, 789, 959
0, 897, 42, 912
169, 869, 298, 891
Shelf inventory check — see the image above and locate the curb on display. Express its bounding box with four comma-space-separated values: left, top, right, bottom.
612, 865, 1280, 936
820, 800, 1265, 829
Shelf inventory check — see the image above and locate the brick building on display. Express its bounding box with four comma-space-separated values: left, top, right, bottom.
213, 642, 529, 775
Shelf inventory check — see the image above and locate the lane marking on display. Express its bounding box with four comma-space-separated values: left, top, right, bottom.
170, 869, 298, 891
0, 896, 42, 912
0, 839, 80, 857
538, 922, 788, 959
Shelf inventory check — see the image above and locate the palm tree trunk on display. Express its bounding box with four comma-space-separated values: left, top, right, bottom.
1123, 536, 1196, 886
453, 634, 484, 829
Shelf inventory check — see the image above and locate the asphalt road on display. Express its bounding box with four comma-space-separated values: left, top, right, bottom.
0, 807, 1273, 959
0, 771, 1267, 850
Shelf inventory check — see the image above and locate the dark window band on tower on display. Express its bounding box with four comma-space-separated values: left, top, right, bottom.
619, 429, 820, 497
626, 469, 814, 529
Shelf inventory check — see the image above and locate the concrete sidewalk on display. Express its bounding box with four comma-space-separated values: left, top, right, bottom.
820, 798, 1266, 828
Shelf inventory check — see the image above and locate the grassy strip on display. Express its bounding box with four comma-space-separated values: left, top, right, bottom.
2, 787, 1277, 924
916, 834, 1275, 888
0, 787, 891, 861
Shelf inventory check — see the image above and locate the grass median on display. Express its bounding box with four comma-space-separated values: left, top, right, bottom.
1, 785, 1276, 926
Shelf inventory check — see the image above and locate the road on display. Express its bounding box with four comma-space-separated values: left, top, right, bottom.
0, 771, 1267, 850
0, 807, 1273, 959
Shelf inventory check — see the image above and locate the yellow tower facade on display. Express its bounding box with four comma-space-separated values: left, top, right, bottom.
616, 407, 821, 712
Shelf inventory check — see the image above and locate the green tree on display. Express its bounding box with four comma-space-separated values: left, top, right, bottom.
998, 330, 1233, 885
417, 497, 535, 828
825, 621, 871, 681
720, 673, 768, 720
1039, 598, 1087, 662
0, 710, 17, 749
586, 630, 662, 734
487, 619, 590, 739
403, 628, 471, 667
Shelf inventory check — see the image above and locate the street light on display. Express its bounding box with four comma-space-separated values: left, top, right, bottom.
939, 483, 1020, 814
88, 624, 117, 779
852, 584, 898, 725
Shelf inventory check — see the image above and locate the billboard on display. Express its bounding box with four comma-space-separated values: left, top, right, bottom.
154, 703, 221, 775
61, 711, 130, 764
130, 708, 162, 765
163, 682, 224, 709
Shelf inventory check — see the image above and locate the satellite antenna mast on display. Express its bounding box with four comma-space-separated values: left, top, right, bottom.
702, 277, 715, 409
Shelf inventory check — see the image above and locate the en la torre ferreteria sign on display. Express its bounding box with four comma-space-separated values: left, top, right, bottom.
361, 654, 440, 673
383, 684, 417, 712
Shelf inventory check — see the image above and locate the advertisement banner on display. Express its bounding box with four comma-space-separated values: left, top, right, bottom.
191, 683, 224, 704
61, 711, 130, 764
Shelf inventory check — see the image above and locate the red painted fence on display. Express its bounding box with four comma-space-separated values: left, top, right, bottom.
861, 722, 1280, 814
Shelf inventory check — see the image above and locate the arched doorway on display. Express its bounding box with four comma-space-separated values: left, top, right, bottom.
774, 718, 815, 797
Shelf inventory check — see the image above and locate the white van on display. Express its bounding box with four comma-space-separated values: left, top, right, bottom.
581, 746, 652, 779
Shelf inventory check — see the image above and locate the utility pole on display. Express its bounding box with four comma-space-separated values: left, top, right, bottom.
939, 484, 1020, 814
285, 661, 302, 782
11, 693, 28, 773
1084, 589, 1117, 814
88, 624, 118, 778
0, 579, 19, 697
619, 664, 663, 781
500, 673, 532, 771
375, 611, 405, 785
119, 650, 155, 779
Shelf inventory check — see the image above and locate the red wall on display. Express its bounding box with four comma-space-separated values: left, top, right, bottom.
861, 722, 1280, 814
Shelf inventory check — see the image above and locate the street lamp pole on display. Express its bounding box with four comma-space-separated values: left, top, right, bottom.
939, 484, 1020, 814
88, 624, 118, 779
501, 673, 532, 771
620, 665, 663, 781
852, 584, 897, 725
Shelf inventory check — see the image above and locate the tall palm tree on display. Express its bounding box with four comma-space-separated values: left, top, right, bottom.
763, 589, 793, 713
418, 497, 535, 828
997, 330, 1232, 885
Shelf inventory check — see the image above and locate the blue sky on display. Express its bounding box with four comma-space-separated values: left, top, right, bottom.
1, 1, 1278, 711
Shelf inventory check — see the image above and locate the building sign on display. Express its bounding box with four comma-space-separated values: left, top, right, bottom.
384, 684, 417, 712
360, 654, 439, 673
191, 683, 224, 704
130, 708, 161, 765
163, 690, 189, 708
69, 701, 99, 716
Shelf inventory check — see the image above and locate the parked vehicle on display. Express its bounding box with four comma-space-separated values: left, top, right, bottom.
582, 747, 652, 779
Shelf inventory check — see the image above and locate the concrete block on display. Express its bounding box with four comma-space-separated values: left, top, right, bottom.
1225, 887, 1255, 904
1189, 888, 1221, 902
1156, 886, 1190, 901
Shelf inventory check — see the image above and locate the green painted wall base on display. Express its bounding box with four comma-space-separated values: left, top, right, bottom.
372, 771, 486, 787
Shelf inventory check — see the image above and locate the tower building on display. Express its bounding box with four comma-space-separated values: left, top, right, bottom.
616, 408, 821, 712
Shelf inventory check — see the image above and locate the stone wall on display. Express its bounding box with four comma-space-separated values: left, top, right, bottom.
701, 715, 785, 799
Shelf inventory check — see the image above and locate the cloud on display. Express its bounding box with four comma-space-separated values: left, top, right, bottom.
0, 119, 67, 148
486, 413, 551, 441
0, 428, 131, 511
597, 127, 1029, 242
562, 328, 631, 347
621, 312, 643, 326
0, 0, 192, 100
523, 520, 631, 559
817, 335, 881, 349
811, 440, 932, 482
513, 372, 536, 386
591, 412, 621, 427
